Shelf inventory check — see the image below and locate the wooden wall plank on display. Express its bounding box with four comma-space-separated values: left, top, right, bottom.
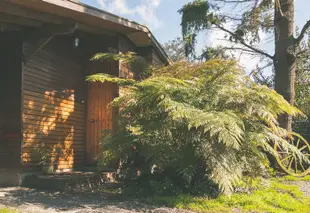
22, 36, 86, 171
152, 49, 165, 68
86, 78, 117, 164
119, 36, 136, 79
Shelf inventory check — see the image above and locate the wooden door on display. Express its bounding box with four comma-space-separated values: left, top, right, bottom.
86, 61, 118, 165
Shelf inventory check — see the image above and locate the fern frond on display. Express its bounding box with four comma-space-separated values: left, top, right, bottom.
94, 59, 305, 195
91, 51, 137, 63
86, 73, 136, 86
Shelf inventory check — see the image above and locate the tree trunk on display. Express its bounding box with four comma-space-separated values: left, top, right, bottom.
274, 0, 296, 131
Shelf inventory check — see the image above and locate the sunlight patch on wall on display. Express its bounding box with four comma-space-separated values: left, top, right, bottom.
22, 89, 77, 169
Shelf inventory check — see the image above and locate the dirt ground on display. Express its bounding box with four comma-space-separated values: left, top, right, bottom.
0, 187, 193, 213
0, 181, 309, 213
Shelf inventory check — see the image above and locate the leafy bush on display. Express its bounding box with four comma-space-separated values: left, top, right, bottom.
149, 180, 310, 213
87, 58, 305, 195
294, 65, 310, 141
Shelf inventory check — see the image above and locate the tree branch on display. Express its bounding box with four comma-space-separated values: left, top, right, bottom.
221, 46, 264, 55
214, 24, 274, 59
249, 61, 273, 77
296, 20, 310, 45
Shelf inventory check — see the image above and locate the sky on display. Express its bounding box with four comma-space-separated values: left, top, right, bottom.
80, 0, 310, 71
81, 0, 192, 43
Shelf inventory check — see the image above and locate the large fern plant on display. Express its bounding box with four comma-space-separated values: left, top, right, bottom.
87, 56, 305, 195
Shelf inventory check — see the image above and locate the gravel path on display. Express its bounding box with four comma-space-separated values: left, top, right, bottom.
290, 181, 310, 197
1, 181, 310, 213
0, 187, 193, 213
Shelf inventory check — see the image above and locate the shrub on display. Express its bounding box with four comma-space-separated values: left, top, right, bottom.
87, 57, 305, 195
149, 179, 310, 213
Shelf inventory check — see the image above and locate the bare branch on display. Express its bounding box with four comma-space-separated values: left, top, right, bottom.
214, 23, 274, 59
220, 14, 275, 28
296, 20, 310, 45
249, 61, 273, 77
221, 46, 264, 55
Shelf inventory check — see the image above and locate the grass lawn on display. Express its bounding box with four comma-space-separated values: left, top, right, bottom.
0, 208, 19, 213
148, 177, 310, 213
1, 176, 309, 213
278, 175, 310, 181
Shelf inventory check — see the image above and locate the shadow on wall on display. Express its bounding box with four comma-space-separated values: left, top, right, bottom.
22, 89, 79, 171
21, 33, 120, 173
20, 34, 88, 172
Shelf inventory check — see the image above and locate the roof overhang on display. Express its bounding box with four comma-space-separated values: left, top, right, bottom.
3, 0, 171, 64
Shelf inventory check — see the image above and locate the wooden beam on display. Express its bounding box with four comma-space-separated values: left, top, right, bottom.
126, 31, 152, 47
25, 22, 77, 41
0, 1, 63, 24
23, 37, 53, 63
0, 22, 21, 31
23, 23, 78, 63
0, 13, 42, 27
76, 23, 116, 36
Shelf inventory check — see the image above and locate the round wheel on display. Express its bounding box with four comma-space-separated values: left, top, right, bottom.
274, 132, 310, 177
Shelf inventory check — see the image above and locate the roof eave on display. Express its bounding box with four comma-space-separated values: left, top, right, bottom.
8, 0, 171, 65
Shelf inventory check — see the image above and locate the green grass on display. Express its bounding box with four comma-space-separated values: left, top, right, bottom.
148, 179, 310, 213
0, 208, 19, 213
278, 175, 310, 182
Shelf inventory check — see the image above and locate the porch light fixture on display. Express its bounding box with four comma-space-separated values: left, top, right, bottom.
74, 37, 79, 47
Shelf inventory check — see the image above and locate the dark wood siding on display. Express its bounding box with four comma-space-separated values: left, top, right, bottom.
119, 36, 136, 79
137, 46, 152, 64
152, 49, 165, 67
137, 46, 166, 67
0, 31, 22, 186
119, 38, 167, 77
22, 36, 86, 171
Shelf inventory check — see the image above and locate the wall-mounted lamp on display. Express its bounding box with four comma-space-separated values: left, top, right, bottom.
74, 37, 79, 48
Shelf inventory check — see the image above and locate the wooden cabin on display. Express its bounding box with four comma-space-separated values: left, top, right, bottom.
0, 0, 170, 186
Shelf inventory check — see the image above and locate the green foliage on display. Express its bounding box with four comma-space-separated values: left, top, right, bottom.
200, 46, 231, 61
88, 58, 306, 195
235, 0, 273, 43
91, 51, 136, 63
233, 177, 269, 194
178, 0, 274, 58
149, 180, 310, 213
179, 0, 215, 57
31, 142, 62, 169
92, 50, 148, 78
0, 208, 20, 213
178, 1, 310, 136
163, 37, 230, 62
251, 65, 274, 88
163, 37, 187, 62
294, 28, 310, 139
279, 175, 310, 182
86, 73, 136, 86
